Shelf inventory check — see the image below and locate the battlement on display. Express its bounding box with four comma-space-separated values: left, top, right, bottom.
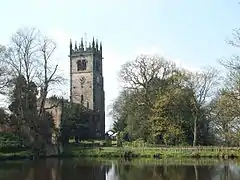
70, 37, 102, 55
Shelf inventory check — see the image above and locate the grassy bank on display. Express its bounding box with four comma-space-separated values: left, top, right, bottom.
64, 146, 240, 159
65, 157, 237, 166
0, 151, 31, 160
0, 132, 30, 160
1, 145, 240, 161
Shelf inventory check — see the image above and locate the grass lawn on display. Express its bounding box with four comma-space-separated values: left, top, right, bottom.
1, 138, 240, 161
0, 151, 30, 160
64, 145, 240, 159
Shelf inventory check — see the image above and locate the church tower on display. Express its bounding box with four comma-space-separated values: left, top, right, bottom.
69, 37, 105, 138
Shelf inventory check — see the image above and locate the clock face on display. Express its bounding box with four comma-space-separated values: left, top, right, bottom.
79, 76, 86, 85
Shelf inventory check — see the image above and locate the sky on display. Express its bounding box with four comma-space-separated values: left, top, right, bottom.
0, 0, 240, 131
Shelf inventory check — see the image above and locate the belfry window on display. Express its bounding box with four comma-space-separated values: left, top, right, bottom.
77, 59, 87, 71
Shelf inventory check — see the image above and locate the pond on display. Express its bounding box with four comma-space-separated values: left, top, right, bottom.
0, 158, 240, 180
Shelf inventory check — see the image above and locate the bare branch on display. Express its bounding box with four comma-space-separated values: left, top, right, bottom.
119, 55, 177, 90
38, 37, 66, 116
227, 28, 240, 48
43, 100, 62, 110
186, 66, 220, 106
1, 27, 66, 118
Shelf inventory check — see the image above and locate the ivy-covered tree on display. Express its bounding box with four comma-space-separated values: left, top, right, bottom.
7, 75, 54, 155
9, 75, 38, 119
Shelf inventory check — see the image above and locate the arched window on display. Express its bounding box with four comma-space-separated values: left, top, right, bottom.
77, 60, 81, 71
82, 59, 87, 69
77, 59, 87, 71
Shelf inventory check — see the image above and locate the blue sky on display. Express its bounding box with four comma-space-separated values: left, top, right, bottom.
0, 0, 239, 130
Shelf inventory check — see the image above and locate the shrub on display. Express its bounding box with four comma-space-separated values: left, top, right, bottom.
0, 132, 25, 153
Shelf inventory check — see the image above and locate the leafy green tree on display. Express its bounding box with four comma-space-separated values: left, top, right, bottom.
9, 75, 38, 118
111, 54, 219, 146
60, 103, 90, 144
110, 90, 140, 141
210, 91, 240, 146
7, 75, 54, 155
150, 86, 194, 145
112, 55, 182, 142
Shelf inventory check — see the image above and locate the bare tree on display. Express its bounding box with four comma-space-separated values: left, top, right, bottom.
119, 55, 179, 107
0, 45, 11, 94
220, 28, 240, 102
1, 28, 65, 144
119, 55, 177, 90
186, 67, 220, 146
38, 37, 64, 116
4, 28, 41, 82
213, 28, 240, 146
2, 27, 65, 113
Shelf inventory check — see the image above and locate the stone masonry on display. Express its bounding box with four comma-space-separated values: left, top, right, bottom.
69, 37, 105, 138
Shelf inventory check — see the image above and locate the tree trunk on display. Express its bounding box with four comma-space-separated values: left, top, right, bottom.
193, 116, 197, 146
224, 164, 229, 180
194, 164, 199, 180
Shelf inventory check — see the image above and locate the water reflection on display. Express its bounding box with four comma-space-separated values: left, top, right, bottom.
0, 159, 240, 180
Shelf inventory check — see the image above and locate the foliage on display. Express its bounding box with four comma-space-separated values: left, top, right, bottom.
60, 103, 91, 144
0, 27, 67, 158
210, 91, 240, 146
0, 132, 25, 153
150, 86, 194, 145
8, 75, 38, 120
6, 75, 54, 154
1, 23, 240, 160
111, 55, 218, 146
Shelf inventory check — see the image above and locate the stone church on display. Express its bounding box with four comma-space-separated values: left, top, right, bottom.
69, 37, 105, 138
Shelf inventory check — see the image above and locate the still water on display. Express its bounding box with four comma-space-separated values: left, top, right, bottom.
0, 158, 240, 180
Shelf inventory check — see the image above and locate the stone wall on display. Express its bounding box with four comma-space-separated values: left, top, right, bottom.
71, 53, 94, 109
43, 99, 62, 129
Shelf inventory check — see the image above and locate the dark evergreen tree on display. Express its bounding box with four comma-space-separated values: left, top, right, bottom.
60, 102, 91, 144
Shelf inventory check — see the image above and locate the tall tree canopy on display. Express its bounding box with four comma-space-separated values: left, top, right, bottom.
111, 55, 219, 146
